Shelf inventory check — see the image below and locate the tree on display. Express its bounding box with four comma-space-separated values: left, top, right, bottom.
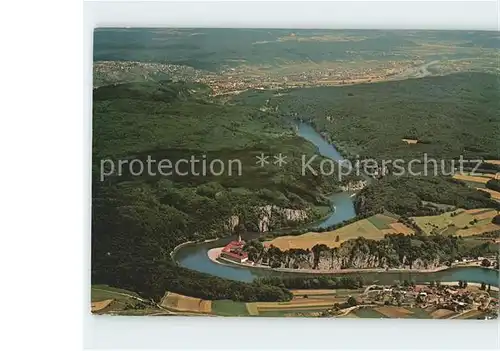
481, 258, 491, 267
347, 296, 358, 307
493, 215, 500, 225
486, 179, 500, 193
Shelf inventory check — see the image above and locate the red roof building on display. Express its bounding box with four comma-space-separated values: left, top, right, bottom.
219, 237, 249, 263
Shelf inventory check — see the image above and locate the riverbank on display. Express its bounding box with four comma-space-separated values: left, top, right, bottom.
169, 241, 195, 262
174, 122, 499, 287
207, 246, 498, 275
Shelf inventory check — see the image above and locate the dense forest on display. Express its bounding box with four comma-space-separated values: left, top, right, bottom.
486, 179, 500, 192
92, 73, 499, 301
92, 81, 345, 302
259, 72, 499, 161
255, 275, 364, 290
354, 176, 500, 217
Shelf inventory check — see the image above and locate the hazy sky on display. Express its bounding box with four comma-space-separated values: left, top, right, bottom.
86, 1, 499, 31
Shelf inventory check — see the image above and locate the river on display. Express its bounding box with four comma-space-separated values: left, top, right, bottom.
174, 123, 499, 286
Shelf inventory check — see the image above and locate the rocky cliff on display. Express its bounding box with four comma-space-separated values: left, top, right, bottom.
340, 180, 368, 192
225, 206, 311, 233
257, 205, 310, 232
258, 248, 442, 271
254, 236, 444, 271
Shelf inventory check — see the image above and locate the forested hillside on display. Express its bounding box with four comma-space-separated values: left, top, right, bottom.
355, 176, 500, 217
91, 81, 341, 301
263, 72, 499, 160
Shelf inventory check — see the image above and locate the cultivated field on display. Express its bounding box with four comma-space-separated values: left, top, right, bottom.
456, 222, 500, 236
242, 289, 366, 317
153, 288, 489, 319
374, 306, 413, 318
454, 309, 486, 320
160, 292, 212, 313
412, 208, 499, 236
266, 214, 413, 250
91, 299, 114, 313
430, 309, 457, 319
388, 222, 414, 235
291, 289, 337, 296
157, 289, 363, 317
351, 307, 445, 319
246, 303, 259, 316
90, 285, 144, 314
348, 306, 458, 319
247, 299, 337, 317
211, 300, 249, 316
353, 307, 387, 318
452, 174, 490, 184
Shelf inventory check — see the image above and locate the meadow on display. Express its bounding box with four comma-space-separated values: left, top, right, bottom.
412, 208, 499, 236
160, 292, 212, 313
266, 213, 413, 250
90, 285, 154, 314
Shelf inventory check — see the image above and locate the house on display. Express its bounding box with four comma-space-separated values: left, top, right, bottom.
219, 235, 248, 263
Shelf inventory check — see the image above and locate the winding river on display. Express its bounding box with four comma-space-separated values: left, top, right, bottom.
174, 123, 499, 286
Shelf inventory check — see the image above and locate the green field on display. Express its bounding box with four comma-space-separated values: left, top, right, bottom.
211, 300, 250, 316
412, 208, 496, 236
353, 307, 387, 318
258, 308, 323, 317
367, 214, 396, 230
413, 210, 474, 235
407, 308, 432, 319
344, 306, 437, 319
91, 284, 139, 301
90, 285, 149, 313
